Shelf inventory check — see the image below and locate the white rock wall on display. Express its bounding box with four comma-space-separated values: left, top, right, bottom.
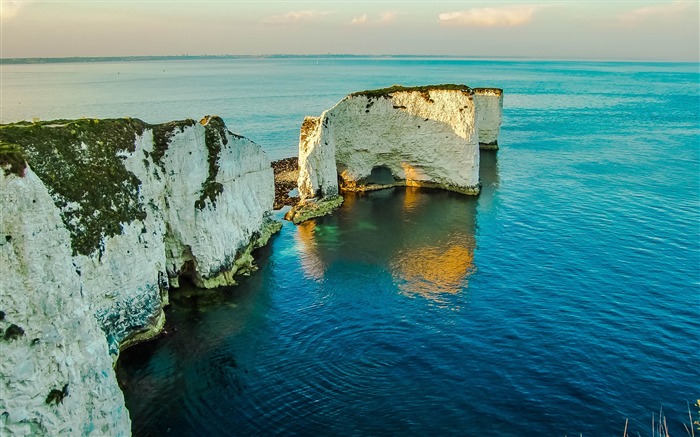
0, 116, 277, 436
297, 88, 481, 203
297, 116, 339, 201
473, 88, 503, 148
0, 168, 131, 436
161, 122, 277, 289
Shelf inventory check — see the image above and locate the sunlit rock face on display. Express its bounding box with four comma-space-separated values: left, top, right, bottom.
290, 85, 500, 223
473, 88, 503, 149
0, 116, 278, 436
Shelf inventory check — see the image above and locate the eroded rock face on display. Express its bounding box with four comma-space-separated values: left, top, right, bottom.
289, 85, 494, 223
0, 116, 278, 436
1, 167, 132, 436
473, 88, 503, 149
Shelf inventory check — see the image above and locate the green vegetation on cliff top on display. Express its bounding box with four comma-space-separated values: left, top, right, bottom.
0, 141, 28, 177
0, 116, 227, 256
196, 116, 228, 210
350, 84, 471, 98
0, 118, 149, 257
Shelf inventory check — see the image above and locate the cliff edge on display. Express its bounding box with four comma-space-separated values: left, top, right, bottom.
0, 116, 279, 436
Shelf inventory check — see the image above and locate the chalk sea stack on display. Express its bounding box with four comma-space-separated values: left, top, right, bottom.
286, 85, 503, 224
473, 88, 503, 149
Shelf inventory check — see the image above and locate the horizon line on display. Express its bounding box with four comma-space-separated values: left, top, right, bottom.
1, 54, 697, 65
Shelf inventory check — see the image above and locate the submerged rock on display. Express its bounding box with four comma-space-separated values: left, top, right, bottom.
0, 116, 279, 436
289, 84, 503, 223
284, 195, 344, 224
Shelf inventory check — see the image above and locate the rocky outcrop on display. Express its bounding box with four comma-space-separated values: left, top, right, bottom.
271, 157, 300, 209
473, 88, 503, 149
0, 116, 279, 436
288, 85, 500, 224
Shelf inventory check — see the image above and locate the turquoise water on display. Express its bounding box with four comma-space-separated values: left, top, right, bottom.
3, 58, 698, 435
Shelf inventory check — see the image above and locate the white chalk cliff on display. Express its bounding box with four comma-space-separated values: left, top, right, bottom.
0, 116, 279, 436
289, 85, 502, 223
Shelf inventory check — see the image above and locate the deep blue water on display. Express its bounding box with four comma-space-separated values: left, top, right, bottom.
3, 58, 698, 435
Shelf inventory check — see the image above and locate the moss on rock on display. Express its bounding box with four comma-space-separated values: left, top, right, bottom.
195, 116, 227, 210
473, 87, 503, 96
284, 196, 344, 224
195, 216, 282, 288
0, 118, 149, 257
0, 115, 250, 256
3, 323, 24, 341
151, 119, 197, 169
0, 141, 28, 177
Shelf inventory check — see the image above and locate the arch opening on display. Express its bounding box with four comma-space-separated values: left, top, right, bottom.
365, 165, 395, 185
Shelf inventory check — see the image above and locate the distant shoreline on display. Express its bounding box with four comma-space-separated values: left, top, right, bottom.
0, 54, 521, 65
1, 54, 694, 65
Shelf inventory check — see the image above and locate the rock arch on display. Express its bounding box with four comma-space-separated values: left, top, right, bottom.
287, 85, 503, 223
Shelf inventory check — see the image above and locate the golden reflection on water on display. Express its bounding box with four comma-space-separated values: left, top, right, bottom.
294, 185, 482, 302
396, 188, 476, 300
295, 220, 326, 280
391, 239, 475, 300
402, 185, 426, 213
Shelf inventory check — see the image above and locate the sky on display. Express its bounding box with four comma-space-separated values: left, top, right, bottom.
1, 0, 698, 61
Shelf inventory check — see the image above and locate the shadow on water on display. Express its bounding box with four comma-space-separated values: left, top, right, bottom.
479, 149, 500, 190
116, 243, 278, 436
477, 149, 500, 214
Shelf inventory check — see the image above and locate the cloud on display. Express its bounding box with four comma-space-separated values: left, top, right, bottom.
351, 14, 368, 25
438, 5, 540, 27
618, 1, 689, 25
1, 0, 31, 21
378, 11, 397, 24
350, 11, 397, 26
262, 10, 333, 25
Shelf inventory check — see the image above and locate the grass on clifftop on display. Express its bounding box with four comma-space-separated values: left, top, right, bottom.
0, 116, 234, 255
0, 118, 149, 257
350, 84, 471, 99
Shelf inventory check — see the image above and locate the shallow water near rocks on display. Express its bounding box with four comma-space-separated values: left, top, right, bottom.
4, 58, 698, 435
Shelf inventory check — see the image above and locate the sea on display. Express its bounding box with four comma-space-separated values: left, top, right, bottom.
2, 57, 698, 436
